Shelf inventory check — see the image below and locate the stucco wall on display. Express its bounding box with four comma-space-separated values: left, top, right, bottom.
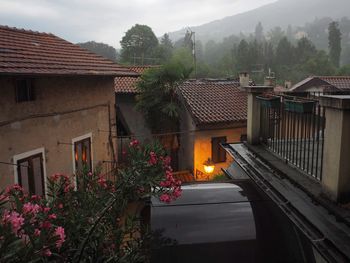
0, 76, 116, 190
116, 94, 152, 142
194, 127, 246, 180
178, 105, 196, 172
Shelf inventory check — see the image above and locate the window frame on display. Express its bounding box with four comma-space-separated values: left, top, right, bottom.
13, 147, 47, 196
211, 136, 227, 163
72, 133, 93, 186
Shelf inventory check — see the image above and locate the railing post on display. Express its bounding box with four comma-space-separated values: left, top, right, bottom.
320, 95, 350, 202
245, 86, 274, 145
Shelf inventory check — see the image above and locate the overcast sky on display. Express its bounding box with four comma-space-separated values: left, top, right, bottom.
0, 0, 276, 48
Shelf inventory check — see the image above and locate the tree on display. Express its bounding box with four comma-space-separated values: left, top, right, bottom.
120, 24, 159, 65
267, 26, 285, 47
136, 61, 192, 133
275, 37, 294, 66
78, 41, 118, 61
235, 39, 250, 71
255, 22, 264, 42
295, 37, 317, 64
328, 21, 342, 67
153, 34, 174, 64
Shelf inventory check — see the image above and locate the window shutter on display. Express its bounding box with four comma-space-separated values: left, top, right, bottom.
211, 136, 227, 163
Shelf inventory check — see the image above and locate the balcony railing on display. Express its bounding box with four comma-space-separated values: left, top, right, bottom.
258, 94, 325, 180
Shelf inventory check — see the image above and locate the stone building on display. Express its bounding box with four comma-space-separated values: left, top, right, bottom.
0, 25, 135, 195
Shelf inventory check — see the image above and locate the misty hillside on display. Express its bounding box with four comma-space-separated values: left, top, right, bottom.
168, 0, 350, 43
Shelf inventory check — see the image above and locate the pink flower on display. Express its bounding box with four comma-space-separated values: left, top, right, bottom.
48, 214, 57, 220
160, 181, 171, 187
163, 156, 171, 166
43, 207, 50, 213
173, 187, 182, 198
58, 203, 63, 209
148, 151, 158, 165
40, 221, 51, 229
159, 194, 172, 203
129, 139, 139, 147
2, 210, 24, 235
34, 228, 41, 237
87, 172, 93, 177
5, 184, 24, 194
22, 202, 41, 215
43, 248, 52, 257
54, 226, 65, 249
98, 177, 108, 188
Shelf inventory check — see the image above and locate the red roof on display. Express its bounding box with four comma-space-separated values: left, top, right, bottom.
0, 25, 136, 77
290, 76, 350, 92
178, 80, 247, 128
115, 66, 158, 93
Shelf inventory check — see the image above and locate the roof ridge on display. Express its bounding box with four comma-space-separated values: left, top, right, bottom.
0, 25, 53, 36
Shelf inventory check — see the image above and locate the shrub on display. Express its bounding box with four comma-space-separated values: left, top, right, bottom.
0, 141, 181, 262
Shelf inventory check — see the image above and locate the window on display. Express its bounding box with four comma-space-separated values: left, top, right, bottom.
15, 79, 35, 102
74, 137, 92, 173
211, 136, 227, 163
16, 153, 45, 196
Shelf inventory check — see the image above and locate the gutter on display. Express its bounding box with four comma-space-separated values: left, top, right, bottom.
222, 143, 350, 263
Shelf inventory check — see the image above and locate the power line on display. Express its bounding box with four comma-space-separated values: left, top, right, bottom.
98, 129, 198, 139
0, 161, 29, 168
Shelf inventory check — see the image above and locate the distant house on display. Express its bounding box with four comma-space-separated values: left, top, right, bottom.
0, 25, 136, 195
289, 76, 350, 94
114, 66, 156, 160
177, 79, 247, 179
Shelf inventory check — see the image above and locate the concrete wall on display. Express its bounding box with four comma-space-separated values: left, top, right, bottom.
116, 94, 152, 142
178, 105, 196, 172
193, 127, 246, 180
0, 76, 116, 190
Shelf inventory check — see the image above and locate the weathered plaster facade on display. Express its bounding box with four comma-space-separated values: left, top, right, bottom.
0, 76, 116, 189
178, 105, 246, 179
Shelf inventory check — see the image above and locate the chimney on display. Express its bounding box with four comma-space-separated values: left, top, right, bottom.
284, 80, 292, 90
239, 72, 249, 89
264, 76, 276, 87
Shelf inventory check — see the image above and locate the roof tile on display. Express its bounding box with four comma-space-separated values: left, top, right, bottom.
178, 80, 247, 126
0, 25, 135, 76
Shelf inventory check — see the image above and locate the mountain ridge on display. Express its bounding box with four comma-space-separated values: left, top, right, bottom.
168, 0, 350, 44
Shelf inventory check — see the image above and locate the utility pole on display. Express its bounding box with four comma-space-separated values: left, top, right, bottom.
187, 27, 197, 79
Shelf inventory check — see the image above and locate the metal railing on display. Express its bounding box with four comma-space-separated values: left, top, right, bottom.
259, 95, 325, 180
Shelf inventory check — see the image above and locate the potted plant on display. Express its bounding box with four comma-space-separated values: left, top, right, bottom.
256, 94, 281, 108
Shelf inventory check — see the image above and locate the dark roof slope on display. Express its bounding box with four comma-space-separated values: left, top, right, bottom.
0, 25, 135, 77
178, 79, 247, 128
115, 65, 158, 93
290, 76, 350, 92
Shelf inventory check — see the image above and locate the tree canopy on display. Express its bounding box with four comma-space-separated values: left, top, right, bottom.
120, 24, 159, 65
78, 41, 118, 61
328, 21, 342, 67
135, 61, 192, 133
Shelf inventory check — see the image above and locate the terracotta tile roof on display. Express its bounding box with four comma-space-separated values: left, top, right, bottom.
178, 79, 247, 127
319, 76, 350, 90
0, 25, 136, 77
115, 65, 158, 93
290, 76, 350, 92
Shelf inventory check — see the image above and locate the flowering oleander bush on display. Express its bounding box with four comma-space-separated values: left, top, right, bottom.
0, 141, 181, 262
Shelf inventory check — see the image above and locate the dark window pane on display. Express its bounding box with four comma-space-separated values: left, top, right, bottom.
18, 161, 30, 192
32, 156, 44, 196
15, 79, 35, 102
212, 137, 227, 163
17, 154, 44, 196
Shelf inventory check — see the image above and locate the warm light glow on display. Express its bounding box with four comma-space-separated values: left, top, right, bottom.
203, 158, 215, 174
204, 164, 215, 174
